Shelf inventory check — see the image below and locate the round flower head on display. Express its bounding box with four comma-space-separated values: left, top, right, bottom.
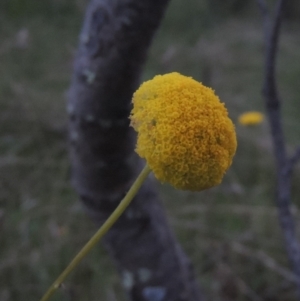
238, 111, 264, 126
130, 72, 237, 191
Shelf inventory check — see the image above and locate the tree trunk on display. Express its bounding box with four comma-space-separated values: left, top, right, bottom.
68, 0, 204, 300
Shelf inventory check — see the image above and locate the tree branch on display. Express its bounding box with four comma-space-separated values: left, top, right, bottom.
67, 0, 205, 300
257, 0, 300, 298
285, 146, 300, 178
256, 0, 269, 21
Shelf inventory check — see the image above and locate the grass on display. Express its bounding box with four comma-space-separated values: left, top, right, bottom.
1, 1, 300, 300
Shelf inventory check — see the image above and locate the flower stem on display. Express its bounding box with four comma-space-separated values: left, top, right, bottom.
40, 164, 151, 301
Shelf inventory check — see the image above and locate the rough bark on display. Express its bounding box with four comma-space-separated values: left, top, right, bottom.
67, 0, 204, 301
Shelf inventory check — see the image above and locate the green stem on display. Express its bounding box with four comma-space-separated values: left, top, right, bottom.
40, 164, 151, 301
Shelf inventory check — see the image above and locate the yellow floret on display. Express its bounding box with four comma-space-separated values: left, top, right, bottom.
238, 111, 264, 126
130, 72, 237, 191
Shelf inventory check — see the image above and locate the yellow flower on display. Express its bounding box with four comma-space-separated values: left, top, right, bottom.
238, 111, 264, 126
130, 72, 237, 191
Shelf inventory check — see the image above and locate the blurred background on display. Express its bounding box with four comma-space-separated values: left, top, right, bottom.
1, 0, 300, 300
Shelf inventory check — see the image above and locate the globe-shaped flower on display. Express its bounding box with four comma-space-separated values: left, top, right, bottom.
130, 72, 237, 191
238, 111, 264, 126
